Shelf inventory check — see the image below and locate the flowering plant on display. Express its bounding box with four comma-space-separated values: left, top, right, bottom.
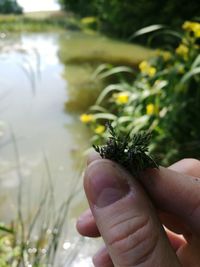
80, 21, 200, 165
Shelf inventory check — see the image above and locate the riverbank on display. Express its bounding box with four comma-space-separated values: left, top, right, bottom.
59, 32, 155, 111
59, 32, 155, 67
0, 11, 80, 32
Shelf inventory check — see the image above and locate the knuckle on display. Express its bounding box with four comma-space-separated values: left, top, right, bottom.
108, 215, 149, 251
180, 158, 200, 171
107, 214, 158, 266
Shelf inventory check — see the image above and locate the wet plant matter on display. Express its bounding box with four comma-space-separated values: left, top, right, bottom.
94, 123, 158, 177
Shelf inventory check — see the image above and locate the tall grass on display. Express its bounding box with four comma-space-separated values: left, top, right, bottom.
0, 129, 84, 267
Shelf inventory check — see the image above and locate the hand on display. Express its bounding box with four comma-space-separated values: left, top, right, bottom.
77, 154, 200, 267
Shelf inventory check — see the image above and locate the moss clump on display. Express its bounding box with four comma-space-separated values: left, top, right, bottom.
93, 123, 158, 177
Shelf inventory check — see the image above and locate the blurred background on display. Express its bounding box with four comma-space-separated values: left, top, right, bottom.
0, 1, 199, 266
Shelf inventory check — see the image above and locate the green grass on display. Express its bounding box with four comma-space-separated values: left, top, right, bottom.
0, 11, 80, 32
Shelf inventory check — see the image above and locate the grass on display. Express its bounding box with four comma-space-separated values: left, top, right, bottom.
0, 133, 84, 267
0, 11, 80, 32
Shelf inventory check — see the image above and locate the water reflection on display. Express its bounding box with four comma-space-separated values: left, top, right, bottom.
0, 32, 96, 266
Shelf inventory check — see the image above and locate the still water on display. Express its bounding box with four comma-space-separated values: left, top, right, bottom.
0, 32, 99, 266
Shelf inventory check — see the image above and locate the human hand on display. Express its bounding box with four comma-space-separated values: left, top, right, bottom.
77, 154, 200, 267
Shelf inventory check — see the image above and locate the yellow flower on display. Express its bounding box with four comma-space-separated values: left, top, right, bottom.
139, 61, 156, 77
176, 44, 189, 58
81, 16, 97, 25
114, 92, 129, 105
139, 61, 149, 71
195, 29, 200, 38
156, 50, 171, 61
148, 67, 156, 77
182, 21, 200, 37
94, 125, 105, 135
182, 21, 192, 31
177, 65, 185, 74
146, 104, 155, 115
162, 51, 172, 61
80, 113, 94, 123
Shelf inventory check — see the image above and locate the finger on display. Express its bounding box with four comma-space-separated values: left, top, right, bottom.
165, 229, 186, 252
87, 151, 101, 165
141, 164, 200, 235
92, 231, 185, 267
169, 158, 200, 177
76, 151, 101, 237
93, 246, 114, 267
76, 159, 199, 238
76, 209, 189, 239
76, 209, 100, 237
158, 159, 200, 236
84, 159, 180, 267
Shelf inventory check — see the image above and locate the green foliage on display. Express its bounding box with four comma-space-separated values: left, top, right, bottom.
0, 0, 23, 14
59, 0, 200, 39
0, 190, 74, 267
59, 0, 96, 17
0, 12, 75, 32
81, 22, 200, 165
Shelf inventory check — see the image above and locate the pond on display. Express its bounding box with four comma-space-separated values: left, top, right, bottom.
0, 31, 152, 266
0, 32, 99, 267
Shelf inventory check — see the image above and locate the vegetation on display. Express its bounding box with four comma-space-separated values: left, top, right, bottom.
94, 123, 158, 177
0, 0, 23, 14
80, 22, 200, 165
0, 11, 79, 32
59, 33, 154, 66
0, 155, 81, 267
59, 33, 155, 112
59, 0, 200, 39
1, 1, 200, 264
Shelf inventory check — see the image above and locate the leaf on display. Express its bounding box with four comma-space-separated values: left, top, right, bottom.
118, 116, 135, 124
127, 115, 149, 132
93, 113, 117, 120
90, 105, 108, 113
181, 67, 200, 83
192, 54, 200, 69
147, 29, 183, 46
92, 63, 112, 79
129, 24, 166, 41
97, 66, 133, 80
95, 84, 123, 105
0, 225, 14, 234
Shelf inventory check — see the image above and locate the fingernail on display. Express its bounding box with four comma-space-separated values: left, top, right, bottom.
85, 160, 130, 208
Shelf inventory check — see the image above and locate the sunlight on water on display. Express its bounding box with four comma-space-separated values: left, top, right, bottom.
0, 32, 97, 266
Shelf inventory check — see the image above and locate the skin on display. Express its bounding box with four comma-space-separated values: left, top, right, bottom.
76, 153, 200, 267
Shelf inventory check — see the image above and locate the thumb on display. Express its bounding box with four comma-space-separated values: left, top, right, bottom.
84, 159, 180, 267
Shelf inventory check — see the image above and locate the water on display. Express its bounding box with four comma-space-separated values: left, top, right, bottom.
0, 32, 98, 266
0, 31, 151, 266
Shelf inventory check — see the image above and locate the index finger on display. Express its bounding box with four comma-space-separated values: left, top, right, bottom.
141, 161, 200, 235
